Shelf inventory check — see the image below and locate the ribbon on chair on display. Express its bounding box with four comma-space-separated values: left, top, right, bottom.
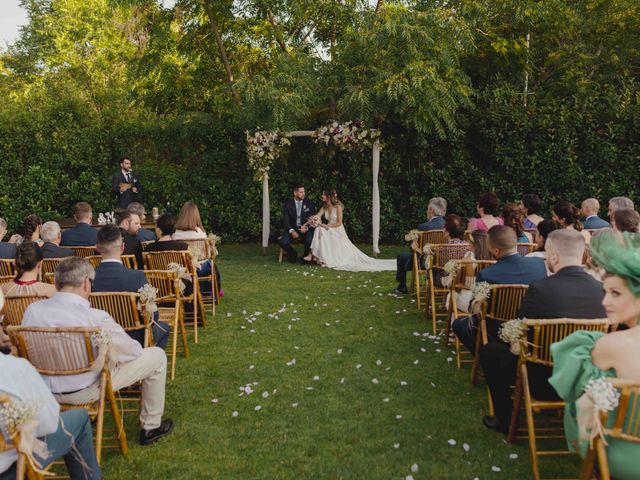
470, 281, 491, 315
167, 263, 191, 294
90, 329, 112, 372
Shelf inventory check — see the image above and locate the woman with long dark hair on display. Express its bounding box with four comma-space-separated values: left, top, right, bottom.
1, 241, 56, 297
552, 200, 591, 243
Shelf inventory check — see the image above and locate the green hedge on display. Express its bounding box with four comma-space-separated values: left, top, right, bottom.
0, 82, 638, 242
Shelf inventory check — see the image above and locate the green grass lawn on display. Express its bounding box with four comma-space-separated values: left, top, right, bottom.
102, 244, 581, 479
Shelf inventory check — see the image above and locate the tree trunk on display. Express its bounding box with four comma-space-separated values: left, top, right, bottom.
203, 1, 240, 101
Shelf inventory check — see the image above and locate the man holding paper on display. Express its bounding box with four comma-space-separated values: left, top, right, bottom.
112, 157, 142, 209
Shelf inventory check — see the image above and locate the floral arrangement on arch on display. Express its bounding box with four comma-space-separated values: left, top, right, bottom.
246, 130, 291, 181
312, 120, 381, 152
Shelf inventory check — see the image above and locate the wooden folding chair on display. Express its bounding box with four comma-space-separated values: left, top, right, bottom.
580, 378, 640, 480
471, 284, 529, 385
505, 318, 610, 480
0, 274, 14, 284
145, 269, 189, 380
141, 240, 154, 251
0, 259, 15, 276
121, 255, 138, 270
183, 237, 218, 315
41, 258, 65, 277
2, 295, 49, 327
0, 394, 49, 480
143, 250, 200, 343
517, 243, 536, 255
426, 243, 472, 334
43, 273, 55, 285
89, 293, 151, 347
411, 230, 447, 309
443, 259, 496, 368
524, 228, 538, 242
7, 326, 128, 464
68, 246, 98, 258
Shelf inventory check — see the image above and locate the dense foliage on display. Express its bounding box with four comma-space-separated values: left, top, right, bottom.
0, 0, 638, 241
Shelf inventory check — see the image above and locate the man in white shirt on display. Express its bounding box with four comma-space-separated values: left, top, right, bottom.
0, 353, 101, 479
22, 257, 174, 446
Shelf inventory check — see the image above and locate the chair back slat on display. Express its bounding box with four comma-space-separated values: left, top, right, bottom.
603, 379, 640, 443
517, 243, 536, 255
42, 258, 65, 275
144, 270, 179, 302
143, 250, 194, 272
432, 243, 472, 268
43, 273, 55, 285
86, 255, 101, 268
122, 255, 138, 269
89, 293, 143, 331
2, 295, 49, 327
69, 246, 98, 258
7, 326, 98, 375
181, 239, 211, 262
452, 259, 496, 290
523, 318, 609, 366
0, 275, 14, 284
418, 230, 447, 249
486, 284, 529, 322
0, 259, 15, 276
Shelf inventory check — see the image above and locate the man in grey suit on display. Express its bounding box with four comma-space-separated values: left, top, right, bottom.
393, 197, 447, 294
40, 222, 75, 259
581, 198, 610, 230
0, 218, 17, 259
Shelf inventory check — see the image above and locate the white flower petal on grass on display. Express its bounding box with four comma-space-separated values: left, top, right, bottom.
226, 312, 232, 317
255, 405, 262, 411
211, 398, 218, 404
372, 378, 379, 384
447, 357, 453, 363
492, 466, 501, 472
413, 360, 419, 365
436, 348, 441, 353
463, 443, 470, 452
396, 415, 402, 420
291, 402, 298, 408
406, 475, 414, 480
369, 326, 374, 330
383, 397, 390, 402
370, 305, 375, 308
448, 439, 457, 446
249, 365, 255, 370
411, 464, 418, 473
395, 311, 400, 314
337, 348, 343, 354
393, 443, 400, 449
313, 375, 320, 381
509, 453, 518, 460
232, 411, 239, 417
400, 381, 407, 386
340, 377, 345, 384
244, 386, 253, 395
420, 348, 427, 353
431, 382, 436, 387
356, 364, 362, 369
306, 387, 314, 391
376, 360, 382, 366
262, 391, 269, 398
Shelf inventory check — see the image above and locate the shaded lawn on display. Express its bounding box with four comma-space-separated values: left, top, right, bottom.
102, 244, 580, 479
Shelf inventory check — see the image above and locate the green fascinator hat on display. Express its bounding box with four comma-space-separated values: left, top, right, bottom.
590, 230, 640, 296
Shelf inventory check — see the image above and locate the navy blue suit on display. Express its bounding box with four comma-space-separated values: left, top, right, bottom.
0, 242, 16, 259
137, 228, 156, 242
583, 215, 610, 230
480, 266, 606, 425
93, 261, 169, 349
41, 242, 74, 259
452, 253, 547, 353
112, 171, 142, 209
61, 223, 98, 247
395, 216, 446, 290
279, 198, 316, 259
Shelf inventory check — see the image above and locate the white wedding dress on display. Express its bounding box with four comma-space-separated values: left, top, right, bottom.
310, 207, 396, 272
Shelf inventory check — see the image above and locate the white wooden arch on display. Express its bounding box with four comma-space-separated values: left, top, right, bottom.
261, 130, 381, 255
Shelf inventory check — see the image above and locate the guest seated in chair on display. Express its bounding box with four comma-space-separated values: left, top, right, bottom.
1, 242, 56, 298
127, 202, 156, 241
611, 208, 640, 233
520, 193, 544, 229
468, 192, 503, 232
15, 214, 43, 247
0, 352, 101, 480
552, 200, 591, 244
172, 201, 221, 298
502, 202, 533, 243
581, 198, 610, 230
526, 219, 560, 260
93, 225, 170, 349
607, 196, 635, 219
452, 225, 547, 354
116, 211, 143, 269
480, 229, 606, 434
393, 196, 447, 294
0, 217, 18, 259
22, 256, 174, 447
40, 221, 74, 259
61, 202, 98, 247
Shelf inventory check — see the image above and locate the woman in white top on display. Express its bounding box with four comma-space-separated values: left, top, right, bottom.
1, 241, 56, 298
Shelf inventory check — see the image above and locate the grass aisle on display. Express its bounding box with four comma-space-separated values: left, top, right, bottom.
103, 245, 579, 479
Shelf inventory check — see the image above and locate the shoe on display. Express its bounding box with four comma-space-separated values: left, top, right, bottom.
393, 286, 408, 295
482, 415, 508, 434
140, 419, 174, 445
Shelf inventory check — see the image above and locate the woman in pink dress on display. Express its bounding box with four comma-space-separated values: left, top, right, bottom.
468, 192, 504, 231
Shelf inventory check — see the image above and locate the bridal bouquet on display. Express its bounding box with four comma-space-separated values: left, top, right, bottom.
307, 215, 321, 228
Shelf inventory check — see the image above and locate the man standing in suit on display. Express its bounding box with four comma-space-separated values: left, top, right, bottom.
393, 197, 447, 294
93, 225, 170, 349
40, 222, 74, 259
116, 211, 144, 269
61, 202, 98, 247
112, 157, 142, 210
581, 198, 610, 230
0, 218, 17, 259
452, 225, 547, 353
278, 184, 316, 263
481, 229, 606, 433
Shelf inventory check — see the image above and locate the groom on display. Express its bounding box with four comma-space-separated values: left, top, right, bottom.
279, 183, 316, 262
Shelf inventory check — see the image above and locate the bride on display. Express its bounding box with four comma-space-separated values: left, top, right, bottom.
303, 188, 396, 272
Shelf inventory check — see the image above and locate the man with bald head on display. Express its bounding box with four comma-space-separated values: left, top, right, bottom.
452, 225, 547, 354
581, 198, 610, 229
480, 229, 606, 434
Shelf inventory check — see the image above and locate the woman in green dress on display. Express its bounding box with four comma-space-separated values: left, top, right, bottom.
549, 230, 640, 480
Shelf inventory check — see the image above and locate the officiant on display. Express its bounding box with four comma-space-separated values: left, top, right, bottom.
112, 157, 142, 209
279, 183, 316, 262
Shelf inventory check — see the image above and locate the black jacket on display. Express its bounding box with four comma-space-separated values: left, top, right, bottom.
61, 223, 98, 247
112, 170, 142, 209
282, 198, 315, 233
41, 242, 74, 259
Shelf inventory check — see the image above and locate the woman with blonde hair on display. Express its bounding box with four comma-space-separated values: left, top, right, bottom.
173, 201, 206, 240
549, 231, 640, 479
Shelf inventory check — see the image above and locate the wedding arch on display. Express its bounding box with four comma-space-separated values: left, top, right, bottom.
246, 121, 382, 255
